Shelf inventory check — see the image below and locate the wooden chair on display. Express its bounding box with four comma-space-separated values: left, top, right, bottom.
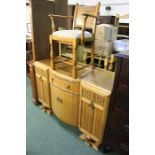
49, 2, 100, 78
115, 14, 129, 39
104, 54, 116, 71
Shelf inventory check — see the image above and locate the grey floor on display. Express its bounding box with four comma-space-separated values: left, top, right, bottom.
26, 77, 119, 155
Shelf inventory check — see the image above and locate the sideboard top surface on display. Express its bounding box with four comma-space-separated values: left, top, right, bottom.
81, 69, 115, 94
34, 58, 50, 69
34, 59, 115, 94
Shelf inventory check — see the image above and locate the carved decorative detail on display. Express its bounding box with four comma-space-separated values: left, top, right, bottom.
94, 93, 105, 105
82, 88, 93, 100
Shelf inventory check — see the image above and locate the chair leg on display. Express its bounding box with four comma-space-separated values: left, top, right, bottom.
98, 56, 102, 68
72, 41, 77, 79
83, 51, 88, 64
50, 40, 55, 70
91, 42, 95, 69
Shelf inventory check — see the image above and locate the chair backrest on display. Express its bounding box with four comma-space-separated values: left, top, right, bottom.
115, 13, 129, 39
72, 2, 100, 35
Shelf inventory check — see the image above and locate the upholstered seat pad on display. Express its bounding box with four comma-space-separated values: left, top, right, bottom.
52, 30, 92, 39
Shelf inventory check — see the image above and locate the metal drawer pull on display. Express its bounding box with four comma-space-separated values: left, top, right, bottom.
56, 97, 63, 103
66, 85, 70, 89
119, 142, 128, 152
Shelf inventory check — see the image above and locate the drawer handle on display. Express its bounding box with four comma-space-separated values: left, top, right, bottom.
51, 78, 54, 81
39, 76, 42, 80
89, 103, 94, 109
56, 97, 63, 103
66, 85, 70, 89
119, 142, 128, 152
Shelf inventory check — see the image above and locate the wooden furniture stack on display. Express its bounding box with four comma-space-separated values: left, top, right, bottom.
28, 1, 123, 151
101, 51, 129, 155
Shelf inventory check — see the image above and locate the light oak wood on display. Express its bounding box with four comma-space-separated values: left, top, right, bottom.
34, 59, 51, 109
32, 58, 115, 150
49, 2, 100, 78
50, 72, 80, 94
49, 70, 80, 127
29, 61, 38, 103
79, 81, 111, 149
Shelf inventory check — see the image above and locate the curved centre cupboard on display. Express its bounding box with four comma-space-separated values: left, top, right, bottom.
49, 70, 81, 127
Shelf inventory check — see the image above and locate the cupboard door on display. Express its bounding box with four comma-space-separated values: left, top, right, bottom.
91, 93, 110, 141
42, 76, 51, 108
80, 99, 94, 133
91, 104, 104, 140
79, 87, 94, 133
52, 84, 79, 127
35, 73, 44, 103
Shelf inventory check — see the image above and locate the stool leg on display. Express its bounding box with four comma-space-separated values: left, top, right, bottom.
72, 41, 77, 79
91, 42, 95, 69
83, 50, 88, 64
104, 57, 109, 70
50, 39, 55, 70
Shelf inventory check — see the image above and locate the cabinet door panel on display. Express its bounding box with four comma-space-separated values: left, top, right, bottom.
35, 73, 44, 103
91, 104, 104, 139
52, 84, 64, 119
52, 84, 79, 126
80, 99, 93, 133
92, 94, 110, 140
41, 68, 49, 78
35, 66, 42, 75
42, 76, 51, 108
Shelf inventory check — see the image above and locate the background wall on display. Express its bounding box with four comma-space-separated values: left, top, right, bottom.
26, 0, 129, 35
68, 0, 129, 16
26, 2, 32, 37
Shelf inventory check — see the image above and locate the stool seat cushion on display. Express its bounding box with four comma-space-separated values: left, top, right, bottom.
52, 30, 92, 39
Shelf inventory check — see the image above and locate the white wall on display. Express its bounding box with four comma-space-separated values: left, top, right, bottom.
26, 4, 32, 37
68, 0, 129, 16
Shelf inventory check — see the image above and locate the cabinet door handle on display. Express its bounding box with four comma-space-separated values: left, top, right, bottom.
88, 103, 92, 107
56, 97, 63, 103
66, 85, 70, 89
88, 103, 94, 109
91, 104, 94, 109
39, 76, 42, 80
119, 142, 128, 152
51, 78, 54, 81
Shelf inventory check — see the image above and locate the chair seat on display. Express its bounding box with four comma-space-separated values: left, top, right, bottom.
52, 30, 92, 39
